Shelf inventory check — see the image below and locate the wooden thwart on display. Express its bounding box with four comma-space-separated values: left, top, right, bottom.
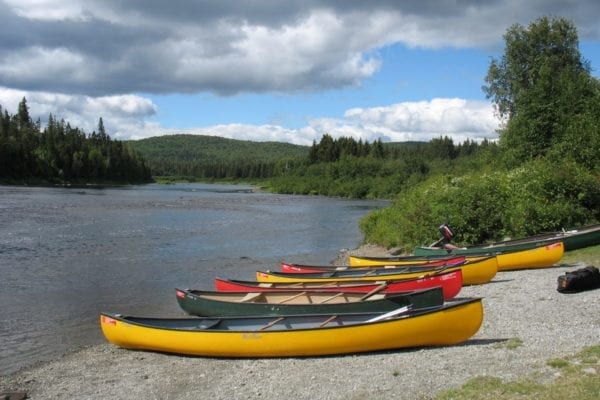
277, 291, 308, 304
318, 292, 345, 304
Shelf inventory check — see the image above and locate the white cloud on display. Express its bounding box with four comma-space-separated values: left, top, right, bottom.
0, 46, 92, 84
0, 87, 157, 139
134, 97, 499, 145
3, 0, 88, 21
0, 87, 501, 144
343, 98, 499, 141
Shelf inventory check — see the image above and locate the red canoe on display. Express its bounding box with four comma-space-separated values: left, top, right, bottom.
214, 269, 462, 300
280, 255, 466, 274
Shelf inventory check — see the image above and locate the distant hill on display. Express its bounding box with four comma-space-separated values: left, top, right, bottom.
126, 134, 309, 178
127, 134, 309, 164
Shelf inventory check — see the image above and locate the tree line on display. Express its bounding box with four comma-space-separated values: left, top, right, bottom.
0, 98, 152, 184
308, 134, 497, 163
266, 133, 500, 198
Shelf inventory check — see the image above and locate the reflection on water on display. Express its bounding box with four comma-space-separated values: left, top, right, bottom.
0, 183, 386, 375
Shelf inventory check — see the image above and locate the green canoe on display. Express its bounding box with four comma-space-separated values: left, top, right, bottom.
175, 286, 444, 317
414, 223, 600, 256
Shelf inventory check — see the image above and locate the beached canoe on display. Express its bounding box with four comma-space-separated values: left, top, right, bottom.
352, 242, 564, 271
214, 269, 463, 300
282, 256, 465, 273
175, 286, 444, 317
348, 254, 481, 268
494, 242, 564, 271
257, 256, 497, 286
100, 298, 483, 357
551, 223, 600, 251
414, 223, 600, 255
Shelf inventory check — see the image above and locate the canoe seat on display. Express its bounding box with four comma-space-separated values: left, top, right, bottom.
366, 294, 386, 301
238, 292, 263, 302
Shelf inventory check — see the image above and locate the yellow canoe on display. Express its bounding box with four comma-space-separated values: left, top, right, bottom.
257, 256, 498, 286
100, 298, 483, 357
349, 242, 563, 272
495, 242, 564, 271
348, 255, 472, 268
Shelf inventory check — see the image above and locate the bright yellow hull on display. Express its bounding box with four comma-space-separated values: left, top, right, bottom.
257, 257, 497, 286
349, 242, 563, 273
100, 300, 483, 357
349, 255, 483, 267
347, 256, 463, 267
496, 242, 564, 271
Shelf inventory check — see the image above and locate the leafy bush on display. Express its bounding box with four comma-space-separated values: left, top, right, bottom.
360, 158, 600, 251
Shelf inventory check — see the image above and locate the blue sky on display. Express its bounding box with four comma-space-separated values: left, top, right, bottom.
148, 45, 493, 129
1, 1, 600, 145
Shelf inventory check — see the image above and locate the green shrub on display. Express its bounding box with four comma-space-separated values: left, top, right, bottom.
361, 158, 600, 250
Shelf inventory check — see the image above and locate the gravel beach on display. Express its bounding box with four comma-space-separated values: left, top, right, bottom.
1, 246, 599, 400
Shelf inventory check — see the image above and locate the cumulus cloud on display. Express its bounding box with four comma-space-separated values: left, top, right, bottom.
309, 98, 499, 144
1, 1, 600, 96
133, 98, 500, 145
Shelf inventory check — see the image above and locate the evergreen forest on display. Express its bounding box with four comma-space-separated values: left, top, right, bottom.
126, 134, 308, 181
0, 98, 152, 184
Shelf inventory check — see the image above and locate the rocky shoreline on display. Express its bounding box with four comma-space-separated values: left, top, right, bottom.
1, 247, 599, 400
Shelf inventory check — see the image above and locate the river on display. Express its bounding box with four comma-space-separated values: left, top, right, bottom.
0, 183, 386, 375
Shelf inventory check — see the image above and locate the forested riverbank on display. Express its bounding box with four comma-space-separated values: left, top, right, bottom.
0, 98, 152, 185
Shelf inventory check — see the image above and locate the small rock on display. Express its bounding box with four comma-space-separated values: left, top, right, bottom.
582, 367, 596, 375
0, 392, 28, 400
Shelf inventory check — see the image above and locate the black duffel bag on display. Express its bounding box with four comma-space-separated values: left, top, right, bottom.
557, 266, 600, 293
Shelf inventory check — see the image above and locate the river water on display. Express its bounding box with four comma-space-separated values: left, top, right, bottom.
0, 183, 386, 375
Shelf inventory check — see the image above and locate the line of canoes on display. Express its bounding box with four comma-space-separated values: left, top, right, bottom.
101, 223, 600, 358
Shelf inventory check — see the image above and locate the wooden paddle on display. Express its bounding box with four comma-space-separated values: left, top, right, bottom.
366, 306, 411, 323
358, 282, 389, 301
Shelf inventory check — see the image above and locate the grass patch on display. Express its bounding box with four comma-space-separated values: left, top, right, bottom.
547, 358, 569, 368
577, 345, 600, 364
433, 345, 600, 400
495, 337, 523, 350
436, 376, 546, 400
561, 244, 600, 266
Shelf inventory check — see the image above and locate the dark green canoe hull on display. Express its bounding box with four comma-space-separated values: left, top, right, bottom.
414, 224, 600, 256
176, 287, 444, 317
